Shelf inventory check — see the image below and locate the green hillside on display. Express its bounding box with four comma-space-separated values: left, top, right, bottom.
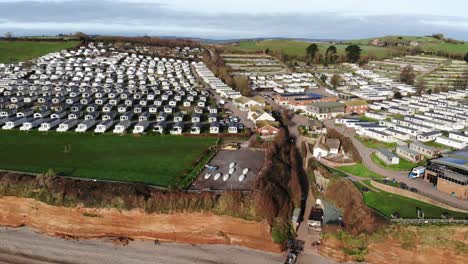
223, 36, 468, 60
0, 41, 79, 63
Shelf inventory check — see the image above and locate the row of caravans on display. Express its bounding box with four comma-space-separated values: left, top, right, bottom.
0, 117, 239, 135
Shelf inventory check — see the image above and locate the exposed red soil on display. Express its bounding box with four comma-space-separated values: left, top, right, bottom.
0, 196, 281, 253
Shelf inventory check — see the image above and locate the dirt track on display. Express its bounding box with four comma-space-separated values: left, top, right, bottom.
0, 196, 280, 253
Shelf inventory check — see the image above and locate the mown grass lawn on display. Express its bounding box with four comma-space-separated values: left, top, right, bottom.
338, 163, 384, 179
362, 188, 468, 219
0, 130, 216, 188
424, 140, 455, 151
355, 135, 397, 149
371, 153, 425, 171
0, 41, 79, 63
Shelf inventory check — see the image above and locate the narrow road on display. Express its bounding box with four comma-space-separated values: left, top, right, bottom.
323, 119, 468, 210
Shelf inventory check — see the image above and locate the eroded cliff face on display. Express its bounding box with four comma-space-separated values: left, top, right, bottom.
319, 226, 468, 264
0, 196, 281, 253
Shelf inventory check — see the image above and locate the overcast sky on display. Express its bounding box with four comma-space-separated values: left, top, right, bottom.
1, 0, 467, 40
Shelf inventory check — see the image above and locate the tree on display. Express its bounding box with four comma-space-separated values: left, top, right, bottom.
453, 70, 468, 90
345, 45, 362, 63
306, 43, 319, 61
233, 76, 252, 96
4, 32, 12, 39
320, 74, 327, 83
464, 52, 468, 63
415, 79, 427, 95
330, 74, 342, 88
393, 91, 403, 99
74, 31, 89, 41
400, 65, 416, 85
325, 45, 338, 64
265, 48, 270, 54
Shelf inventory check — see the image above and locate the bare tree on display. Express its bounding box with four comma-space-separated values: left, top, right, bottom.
4, 32, 12, 39
400, 65, 416, 85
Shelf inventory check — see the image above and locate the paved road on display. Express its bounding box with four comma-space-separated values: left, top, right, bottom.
323, 119, 468, 210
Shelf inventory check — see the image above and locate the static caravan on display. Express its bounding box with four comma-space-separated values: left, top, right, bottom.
57, 119, 79, 132
153, 121, 167, 134
113, 120, 132, 134
173, 112, 184, 122
170, 121, 184, 135
75, 119, 97, 133
228, 122, 238, 134
138, 112, 150, 121
51, 111, 67, 119
120, 112, 134, 121
209, 122, 220, 134
39, 118, 62, 132
16, 108, 34, 118
190, 122, 202, 134
156, 112, 168, 122
102, 111, 117, 121
20, 118, 43, 131
33, 110, 51, 119
133, 120, 150, 134
191, 113, 201, 123
85, 112, 99, 120
68, 111, 83, 120
94, 119, 114, 133
2, 117, 26, 130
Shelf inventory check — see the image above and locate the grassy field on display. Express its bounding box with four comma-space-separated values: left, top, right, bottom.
0, 41, 79, 63
0, 131, 217, 188
360, 186, 468, 219
424, 140, 456, 151
338, 163, 384, 179
371, 153, 424, 171
224, 37, 468, 61
355, 135, 398, 149
224, 39, 398, 59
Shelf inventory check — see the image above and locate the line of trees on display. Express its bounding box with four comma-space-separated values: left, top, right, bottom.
306, 43, 362, 64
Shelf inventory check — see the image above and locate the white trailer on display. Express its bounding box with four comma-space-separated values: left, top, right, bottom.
20, 118, 43, 131
132, 120, 150, 134
39, 118, 62, 132
57, 119, 80, 132
3, 117, 26, 130
75, 119, 97, 133
153, 121, 167, 134
113, 120, 131, 134
94, 119, 114, 133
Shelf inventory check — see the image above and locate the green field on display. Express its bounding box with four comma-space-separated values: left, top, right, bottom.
0, 131, 216, 187
358, 184, 468, 219
225, 39, 398, 59
0, 41, 79, 63
355, 135, 398, 149
424, 140, 455, 151
338, 163, 384, 179
371, 153, 424, 171
224, 37, 468, 61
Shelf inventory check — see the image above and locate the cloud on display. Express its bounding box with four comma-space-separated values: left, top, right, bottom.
0, 0, 467, 40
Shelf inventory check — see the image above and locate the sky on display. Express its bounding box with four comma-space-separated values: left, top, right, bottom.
0, 0, 467, 40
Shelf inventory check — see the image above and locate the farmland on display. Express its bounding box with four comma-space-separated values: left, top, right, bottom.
224, 39, 398, 59
0, 41, 79, 63
0, 130, 216, 187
